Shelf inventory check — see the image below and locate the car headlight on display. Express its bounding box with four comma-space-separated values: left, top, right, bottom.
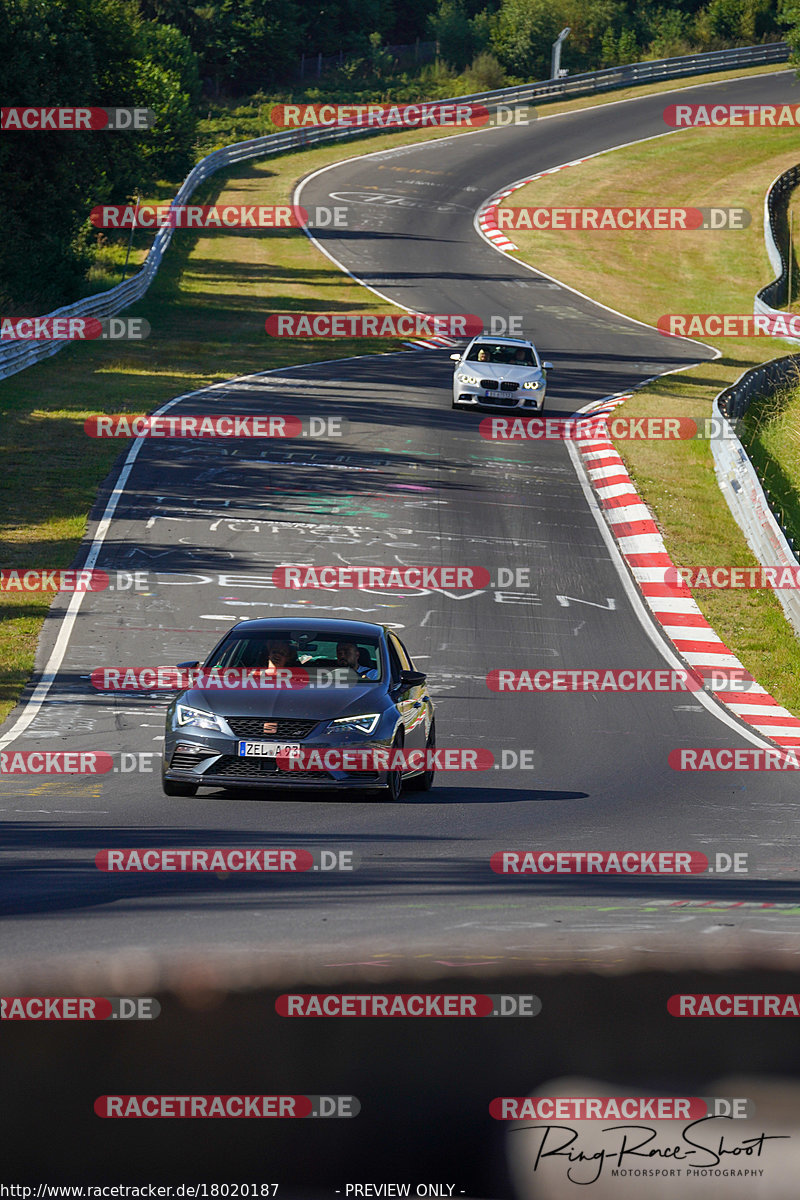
176, 703, 225, 732
523, 379, 542, 390
458, 373, 481, 386
326, 713, 381, 736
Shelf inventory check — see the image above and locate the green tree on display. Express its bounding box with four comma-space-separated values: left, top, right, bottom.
617, 25, 639, 58
695, 0, 778, 43
600, 25, 618, 62
490, 0, 554, 76
491, 0, 627, 78
0, 0, 199, 308
429, 0, 478, 69
644, 8, 694, 58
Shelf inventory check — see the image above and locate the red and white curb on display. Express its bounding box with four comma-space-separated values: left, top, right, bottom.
477, 158, 591, 252
403, 335, 463, 351
578, 395, 800, 748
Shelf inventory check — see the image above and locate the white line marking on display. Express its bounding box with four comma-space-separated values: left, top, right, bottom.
0, 353, 409, 750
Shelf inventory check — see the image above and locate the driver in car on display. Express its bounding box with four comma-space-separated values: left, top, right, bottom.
265, 641, 299, 674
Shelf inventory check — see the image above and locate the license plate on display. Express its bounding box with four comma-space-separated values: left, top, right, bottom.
237, 741, 301, 758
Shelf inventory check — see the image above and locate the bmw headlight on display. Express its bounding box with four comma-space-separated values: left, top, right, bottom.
458, 373, 481, 386
326, 713, 381, 736
523, 379, 542, 390
176, 703, 224, 732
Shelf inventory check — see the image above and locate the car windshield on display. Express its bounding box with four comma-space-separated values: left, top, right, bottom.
204, 630, 383, 684
465, 342, 537, 367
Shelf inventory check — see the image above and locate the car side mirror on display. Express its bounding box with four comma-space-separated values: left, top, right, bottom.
449, 353, 461, 362
542, 362, 554, 371
176, 660, 200, 669
400, 669, 427, 688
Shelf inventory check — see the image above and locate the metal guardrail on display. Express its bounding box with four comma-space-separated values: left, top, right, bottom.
712, 358, 800, 636
711, 158, 800, 638
0, 39, 790, 382
754, 161, 800, 345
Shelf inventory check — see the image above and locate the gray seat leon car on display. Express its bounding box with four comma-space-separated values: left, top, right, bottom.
162, 617, 435, 800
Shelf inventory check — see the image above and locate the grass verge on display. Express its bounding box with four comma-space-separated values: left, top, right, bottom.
498, 123, 800, 712
741, 371, 800, 550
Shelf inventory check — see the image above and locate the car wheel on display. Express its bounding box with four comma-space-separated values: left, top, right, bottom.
162, 777, 198, 797
406, 721, 435, 792
377, 731, 404, 801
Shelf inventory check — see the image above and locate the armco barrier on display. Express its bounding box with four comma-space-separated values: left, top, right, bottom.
709, 156, 800, 640
712, 354, 800, 637
754, 161, 800, 343
0, 40, 789, 382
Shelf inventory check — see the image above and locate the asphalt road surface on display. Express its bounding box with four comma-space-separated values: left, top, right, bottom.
3, 69, 800, 972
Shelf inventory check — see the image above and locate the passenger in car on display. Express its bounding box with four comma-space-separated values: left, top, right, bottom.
336, 641, 361, 670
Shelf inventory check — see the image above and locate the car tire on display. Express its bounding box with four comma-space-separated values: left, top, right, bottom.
406, 721, 435, 792
376, 731, 404, 801
162, 777, 198, 797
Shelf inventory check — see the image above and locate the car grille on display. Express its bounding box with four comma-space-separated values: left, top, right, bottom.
227, 717, 320, 739
480, 379, 498, 389
500, 381, 519, 391
208, 755, 330, 780
170, 745, 216, 771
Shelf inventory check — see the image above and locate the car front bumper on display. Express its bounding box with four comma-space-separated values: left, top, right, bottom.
162, 734, 403, 791
453, 387, 545, 410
